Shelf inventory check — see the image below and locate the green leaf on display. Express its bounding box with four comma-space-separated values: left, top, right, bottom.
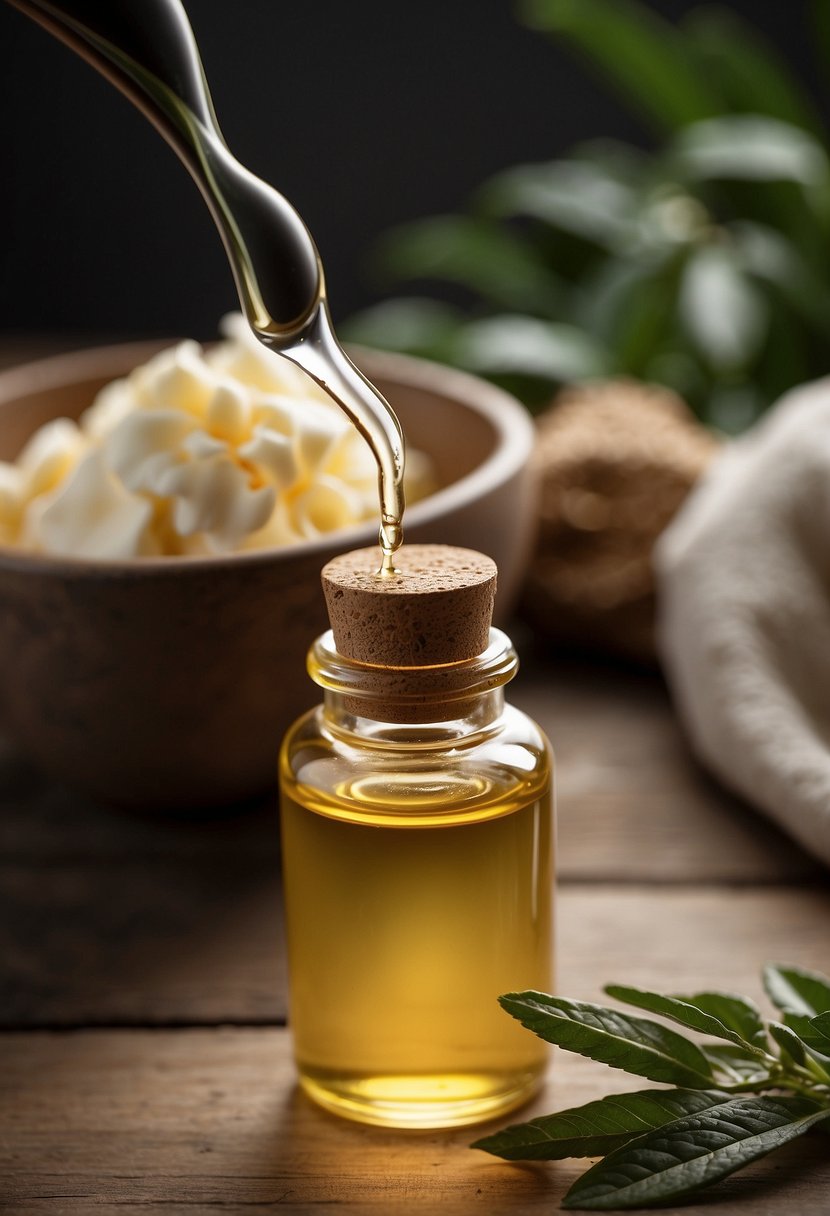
782, 1016, 830, 1083
800, 1013, 830, 1056
473, 1088, 728, 1161
672, 116, 830, 186
341, 298, 462, 357
732, 221, 804, 286
521, 0, 720, 133
751, 302, 810, 406
769, 1020, 807, 1068
764, 963, 830, 1018
576, 252, 668, 344
481, 159, 636, 249
612, 275, 677, 375
498, 991, 715, 1088
810, 0, 830, 82
679, 245, 768, 372
562, 1096, 830, 1210
729, 218, 830, 323
575, 248, 682, 376
374, 215, 562, 313
605, 985, 769, 1058
446, 317, 607, 383
683, 8, 824, 135
703, 1044, 771, 1085
730, 220, 830, 332
677, 991, 768, 1049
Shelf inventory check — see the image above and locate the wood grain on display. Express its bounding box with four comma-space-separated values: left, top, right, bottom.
1, 656, 824, 1026
2, 1028, 829, 1214
2, 878, 827, 1027
1, 647, 820, 886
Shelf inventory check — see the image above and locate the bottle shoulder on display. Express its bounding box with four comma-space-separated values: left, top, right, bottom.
280, 701, 553, 829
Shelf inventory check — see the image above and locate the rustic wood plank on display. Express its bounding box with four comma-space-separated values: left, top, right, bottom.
0, 748, 289, 1026
2, 649, 824, 1026
0, 653, 819, 882
2, 877, 827, 1027
0, 848, 286, 1028
560, 885, 830, 999
2, 1026, 829, 1213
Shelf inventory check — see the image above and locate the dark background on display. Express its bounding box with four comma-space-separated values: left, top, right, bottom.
0, 0, 821, 339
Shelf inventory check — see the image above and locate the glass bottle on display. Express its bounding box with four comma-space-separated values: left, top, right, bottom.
279, 621, 555, 1130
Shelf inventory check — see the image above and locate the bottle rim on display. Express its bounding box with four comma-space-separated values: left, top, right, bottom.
307, 627, 518, 708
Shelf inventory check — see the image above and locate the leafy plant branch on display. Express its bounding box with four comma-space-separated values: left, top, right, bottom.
345, 1, 830, 433
472, 963, 830, 1209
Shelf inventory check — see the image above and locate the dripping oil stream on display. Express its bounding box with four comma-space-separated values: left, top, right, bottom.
7, 0, 405, 570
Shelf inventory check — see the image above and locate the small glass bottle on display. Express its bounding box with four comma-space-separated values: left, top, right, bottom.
279, 545, 555, 1129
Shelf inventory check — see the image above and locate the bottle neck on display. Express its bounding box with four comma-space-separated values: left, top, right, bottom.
321, 685, 507, 746
308, 628, 518, 742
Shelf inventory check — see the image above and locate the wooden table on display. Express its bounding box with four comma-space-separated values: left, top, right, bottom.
1, 343, 829, 1213
2, 641, 829, 1214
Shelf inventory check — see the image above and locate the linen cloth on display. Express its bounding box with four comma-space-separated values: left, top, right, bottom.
655, 377, 830, 866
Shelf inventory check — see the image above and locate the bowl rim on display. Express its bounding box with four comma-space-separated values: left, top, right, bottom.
0, 340, 534, 578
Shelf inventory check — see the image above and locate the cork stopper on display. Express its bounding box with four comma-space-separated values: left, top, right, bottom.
322, 544, 497, 671
320, 544, 498, 721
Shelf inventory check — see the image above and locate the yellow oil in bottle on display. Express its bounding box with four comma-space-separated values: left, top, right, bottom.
280, 709, 554, 1129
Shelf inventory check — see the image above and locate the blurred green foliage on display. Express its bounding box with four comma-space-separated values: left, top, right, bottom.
344, 0, 830, 430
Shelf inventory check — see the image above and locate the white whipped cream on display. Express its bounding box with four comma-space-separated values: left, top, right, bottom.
0, 315, 433, 559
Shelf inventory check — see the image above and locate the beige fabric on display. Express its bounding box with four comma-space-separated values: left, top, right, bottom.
655, 377, 830, 867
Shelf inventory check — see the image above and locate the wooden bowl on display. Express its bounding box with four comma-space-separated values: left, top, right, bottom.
0, 343, 537, 807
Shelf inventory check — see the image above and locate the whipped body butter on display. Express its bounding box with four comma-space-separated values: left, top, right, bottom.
280, 544, 555, 1128
0, 315, 431, 559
